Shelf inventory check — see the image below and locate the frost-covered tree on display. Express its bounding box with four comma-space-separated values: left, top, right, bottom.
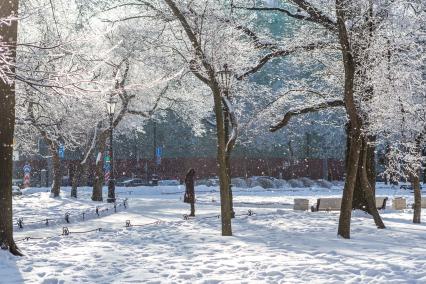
232, 0, 424, 237
93, 0, 266, 235
15, 0, 108, 198
369, 4, 425, 223
78, 15, 206, 202
13, 0, 188, 201
148, 0, 263, 235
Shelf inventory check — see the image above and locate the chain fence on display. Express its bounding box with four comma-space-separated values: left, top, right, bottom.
14, 198, 129, 231
15, 209, 258, 243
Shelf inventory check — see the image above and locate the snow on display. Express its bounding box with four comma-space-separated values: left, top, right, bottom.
2, 183, 426, 283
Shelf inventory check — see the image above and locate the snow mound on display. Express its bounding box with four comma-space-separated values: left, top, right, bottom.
288, 179, 305, 188
21, 187, 50, 195
255, 177, 275, 189
246, 177, 260, 188
315, 179, 333, 189
158, 179, 180, 186
196, 178, 219, 187
299, 177, 316, 187
199, 177, 337, 189
274, 179, 290, 188
231, 177, 248, 188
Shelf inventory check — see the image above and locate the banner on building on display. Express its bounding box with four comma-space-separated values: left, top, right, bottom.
23, 163, 31, 188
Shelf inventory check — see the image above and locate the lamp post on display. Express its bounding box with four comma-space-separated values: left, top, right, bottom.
153, 120, 157, 174
217, 64, 235, 218
218, 64, 232, 97
106, 96, 117, 203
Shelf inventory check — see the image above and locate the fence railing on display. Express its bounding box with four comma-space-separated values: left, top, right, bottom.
14, 198, 128, 230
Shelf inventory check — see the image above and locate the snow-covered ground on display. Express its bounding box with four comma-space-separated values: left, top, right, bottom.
1, 183, 426, 283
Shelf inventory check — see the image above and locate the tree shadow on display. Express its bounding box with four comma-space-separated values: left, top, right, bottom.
0, 250, 25, 283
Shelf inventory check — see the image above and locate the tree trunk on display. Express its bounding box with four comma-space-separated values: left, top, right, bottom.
366, 136, 376, 194
336, 0, 361, 239
190, 203, 195, 216
338, 126, 362, 239
359, 138, 385, 228
71, 163, 79, 198
213, 88, 232, 236
340, 96, 385, 237
352, 135, 377, 212
224, 109, 235, 218
0, 0, 22, 256
412, 136, 422, 224
80, 161, 90, 186
384, 144, 391, 185
50, 146, 61, 197
412, 173, 421, 224
92, 133, 107, 201
346, 121, 366, 211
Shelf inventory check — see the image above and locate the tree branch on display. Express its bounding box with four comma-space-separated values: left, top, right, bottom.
237, 42, 335, 80
163, 0, 215, 80
190, 59, 210, 85
269, 100, 345, 132
128, 85, 170, 118
234, 24, 278, 50
289, 0, 337, 31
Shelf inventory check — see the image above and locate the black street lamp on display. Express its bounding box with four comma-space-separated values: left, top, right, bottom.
217, 64, 235, 218
106, 95, 117, 203
217, 64, 232, 97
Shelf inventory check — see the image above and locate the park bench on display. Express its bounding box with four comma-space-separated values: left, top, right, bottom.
311, 197, 389, 212
376, 197, 388, 210
392, 197, 407, 210
311, 198, 342, 212
293, 198, 310, 211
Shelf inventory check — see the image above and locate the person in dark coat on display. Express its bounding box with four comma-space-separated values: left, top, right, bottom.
184, 168, 196, 216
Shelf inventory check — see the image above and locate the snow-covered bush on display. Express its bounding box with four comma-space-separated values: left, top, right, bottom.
287, 179, 305, 188
231, 178, 248, 188
274, 179, 289, 189
299, 177, 316, 187
315, 179, 333, 189
158, 180, 180, 186
246, 177, 260, 188
256, 177, 275, 189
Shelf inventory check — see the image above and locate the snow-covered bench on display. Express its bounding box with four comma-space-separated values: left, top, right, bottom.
293, 199, 309, 211
311, 197, 388, 212
312, 198, 342, 212
376, 197, 388, 210
392, 197, 407, 210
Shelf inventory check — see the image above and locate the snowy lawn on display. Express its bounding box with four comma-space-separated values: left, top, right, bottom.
1, 183, 426, 283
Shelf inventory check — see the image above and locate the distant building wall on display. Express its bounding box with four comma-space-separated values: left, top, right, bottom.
13, 157, 345, 186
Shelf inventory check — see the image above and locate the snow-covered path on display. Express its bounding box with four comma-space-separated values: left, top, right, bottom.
2, 184, 426, 283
